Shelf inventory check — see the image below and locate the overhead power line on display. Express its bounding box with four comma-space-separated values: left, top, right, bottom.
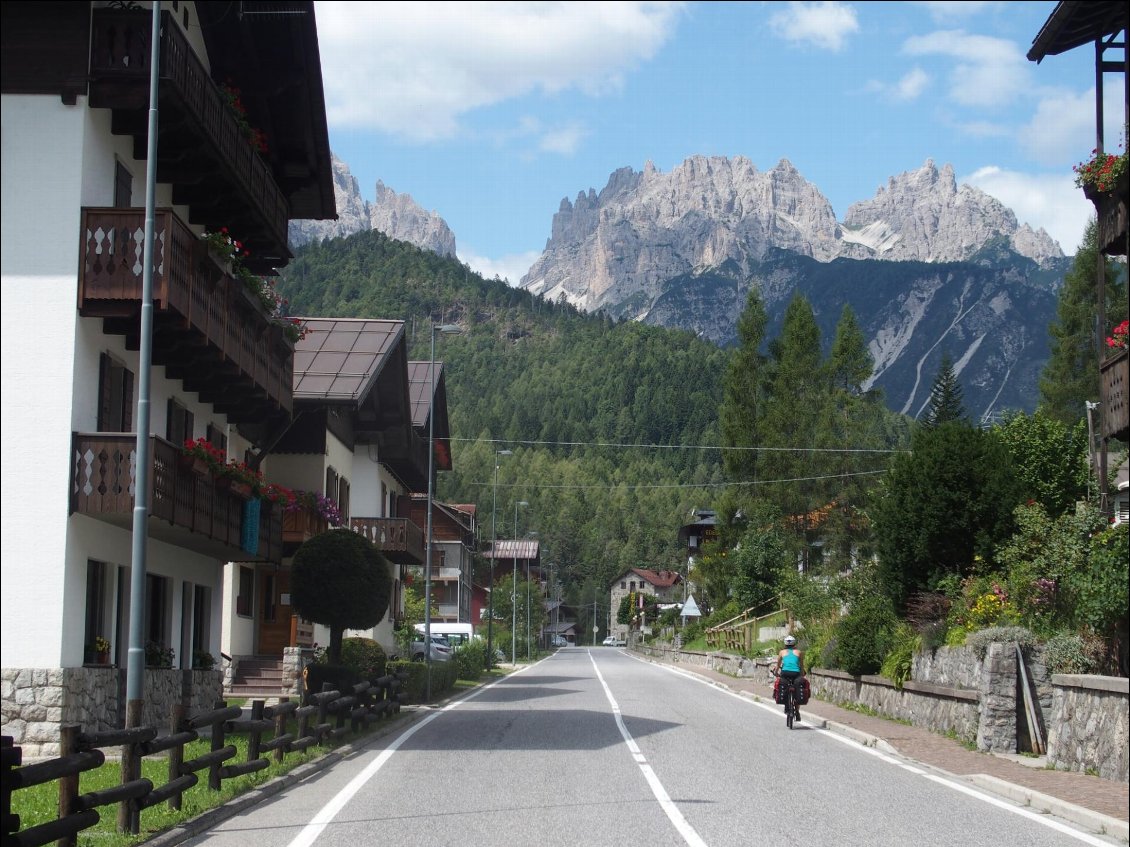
469, 469, 888, 492
450, 436, 905, 454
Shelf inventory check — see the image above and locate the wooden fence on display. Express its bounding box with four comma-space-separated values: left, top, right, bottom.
705, 604, 789, 654
1, 673, 408, 847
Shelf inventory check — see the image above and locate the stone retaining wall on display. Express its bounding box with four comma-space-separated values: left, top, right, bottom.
1, 666, 222, 758
1046, 674, 1130, 782
635, 642, 1127, 783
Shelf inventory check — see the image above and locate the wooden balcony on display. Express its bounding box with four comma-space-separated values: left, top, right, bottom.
349, 517, 426, 565
71, 433, 282, 564
282, 508, 329, 546
79, 207, 294, 426
1100, 349, 1129, 442
88, 8, 290, 266
1085, 171, 1128, 258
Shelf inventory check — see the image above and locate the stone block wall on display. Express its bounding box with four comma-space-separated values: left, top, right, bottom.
2, 666, 223, 758
1046, 674, 1129, 783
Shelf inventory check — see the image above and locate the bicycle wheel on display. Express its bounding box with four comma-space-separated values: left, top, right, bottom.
786, 687, 795, 729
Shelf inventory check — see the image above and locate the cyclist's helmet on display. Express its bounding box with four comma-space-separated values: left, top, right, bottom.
783, 635, 797, 647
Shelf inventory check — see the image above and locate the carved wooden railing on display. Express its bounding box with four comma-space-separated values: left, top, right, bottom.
88, 8, 289, 255
348, 517, 426, 565
71, 433, 282, 563
79, 207, 294, 421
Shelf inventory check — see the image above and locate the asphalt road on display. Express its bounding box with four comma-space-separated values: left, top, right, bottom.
181, 648, 1121, 847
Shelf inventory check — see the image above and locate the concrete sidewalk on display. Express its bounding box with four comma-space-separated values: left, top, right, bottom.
643, 655, 1129, 842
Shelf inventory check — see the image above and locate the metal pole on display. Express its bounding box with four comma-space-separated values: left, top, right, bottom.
487, 449, 510, 669
526, 554, 531, 659
512, 500, 518, 664
424, 326, 437, 702
126, 0, 161, 719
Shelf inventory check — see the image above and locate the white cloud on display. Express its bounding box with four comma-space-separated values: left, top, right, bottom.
910, 1, 997, 23
459, 248, 544, 287
315, 1, 684, 141
902, 30, 1029, 108
962, 166, 1093, 255
1020, 85, 1126, 168
768, 2, 859, 52
539, 122, 589, 155
894, 67, 930, 101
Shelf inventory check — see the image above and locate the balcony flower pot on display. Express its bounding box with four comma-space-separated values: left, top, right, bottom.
178, 453, 212, 478
97, 650, 110, 665
215, 475, 253, 500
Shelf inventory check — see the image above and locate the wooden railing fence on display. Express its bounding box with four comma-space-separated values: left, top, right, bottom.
705, 600, 788, 654
1, 673, 408, 847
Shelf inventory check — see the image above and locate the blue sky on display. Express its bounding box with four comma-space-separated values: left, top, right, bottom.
315, 1, 1123, 284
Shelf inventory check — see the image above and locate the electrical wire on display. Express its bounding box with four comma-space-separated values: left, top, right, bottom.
449, 436, 904, 454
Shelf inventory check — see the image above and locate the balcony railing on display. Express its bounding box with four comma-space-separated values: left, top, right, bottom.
71, 433, 282, 564
349, 517, 426, 565
1100, 349, 1128, 442
79, 207, 294, 423
88, 8, 289, 262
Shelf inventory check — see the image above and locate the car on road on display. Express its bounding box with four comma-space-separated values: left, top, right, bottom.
550, 635, 569, 647
603, 636, 626, 647
411, 634, 453, 662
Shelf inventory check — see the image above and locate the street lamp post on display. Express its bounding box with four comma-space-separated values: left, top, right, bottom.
487, 449, 511, 670
512, 500, 527, 663
526, 531, 537, 657
425, 323, 461, 701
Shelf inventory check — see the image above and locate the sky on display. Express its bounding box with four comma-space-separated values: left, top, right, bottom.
315, 1, 1124, 285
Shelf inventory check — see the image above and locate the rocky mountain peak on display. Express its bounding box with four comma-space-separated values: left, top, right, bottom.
522, 156, 1064, 312
288, 155, 457, 258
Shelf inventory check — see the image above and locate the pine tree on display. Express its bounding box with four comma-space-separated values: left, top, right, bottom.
719, 288, 769, 482
922, 353, 966, 427
1039, 219, 1127, 426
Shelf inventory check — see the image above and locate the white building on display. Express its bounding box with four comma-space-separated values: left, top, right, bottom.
1, 1, 334, 751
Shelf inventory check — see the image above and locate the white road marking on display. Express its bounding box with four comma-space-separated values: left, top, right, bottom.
640, 655, 1115, 846
589, 652, 709, 847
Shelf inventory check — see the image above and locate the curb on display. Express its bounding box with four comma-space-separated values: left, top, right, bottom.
963, 774, 1130, 843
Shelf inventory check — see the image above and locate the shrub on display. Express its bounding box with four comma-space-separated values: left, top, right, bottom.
834, 596, 897, 676
388, 658, 458, 702
880, 622, 920, 688
339, 637, 387, 681
1043, 631, 1105, 674
965, 625, 1037, 656
453, 640, 486, 681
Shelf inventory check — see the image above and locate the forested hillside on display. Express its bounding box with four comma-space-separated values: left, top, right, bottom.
276, 230, 732, 620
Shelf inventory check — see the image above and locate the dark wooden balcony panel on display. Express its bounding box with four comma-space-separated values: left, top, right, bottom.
71, 433, 281, 563
79, 207, 294, 423
1086, 172, 1128, 257
88, 9, 290, 262
349, 517, 426, 565
1100, 349, 1128, 442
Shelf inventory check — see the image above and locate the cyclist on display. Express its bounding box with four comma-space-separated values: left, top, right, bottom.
776, 635, 805, 721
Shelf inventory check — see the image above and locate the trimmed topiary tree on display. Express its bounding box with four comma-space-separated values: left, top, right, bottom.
291, 529, 392, 664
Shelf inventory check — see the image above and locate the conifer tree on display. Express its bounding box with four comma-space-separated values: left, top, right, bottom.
720, 288, 769, 483
1039, 219, 1127, 426
922, 353, 966, 427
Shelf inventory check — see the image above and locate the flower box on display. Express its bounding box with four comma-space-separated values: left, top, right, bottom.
282, 507, 328, 542
178, 453, 212, 478
215, 475, 254, 500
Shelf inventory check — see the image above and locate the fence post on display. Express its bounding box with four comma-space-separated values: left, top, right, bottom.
247, 700, 265, 763
118, 699, 142, 834
274, 698, 289, 764
208, 700, 226, 791
168, 704, 186, 811
57, 724, 80, 847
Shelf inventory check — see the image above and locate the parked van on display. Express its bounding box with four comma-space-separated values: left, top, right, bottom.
414, 622, 475, 649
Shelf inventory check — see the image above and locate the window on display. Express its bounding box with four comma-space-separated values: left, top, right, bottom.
236, 566, 253, 617
326, 466, 339, 503
84, 559, 109, 655
192, 585, 210, 653
166, 398, 194, 446
144, 573, 171, 658
620, 581, 626, 589
338, 478, 350, 522
381, 482, 387, 517
206, 423, 226, 454
98, 353, 134, 432
113, 160, 132, 208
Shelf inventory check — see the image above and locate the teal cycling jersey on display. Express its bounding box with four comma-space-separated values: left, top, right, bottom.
780, 649, 801, 673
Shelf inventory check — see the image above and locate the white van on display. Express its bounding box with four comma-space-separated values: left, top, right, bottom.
414, 622, 475, 649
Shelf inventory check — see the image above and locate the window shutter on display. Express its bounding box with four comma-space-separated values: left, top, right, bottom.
339, 478, 350, 522
121, 368, 134, 432
98, 353, 113, 431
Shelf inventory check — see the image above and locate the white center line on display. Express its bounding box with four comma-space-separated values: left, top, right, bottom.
588, 652, 709, 847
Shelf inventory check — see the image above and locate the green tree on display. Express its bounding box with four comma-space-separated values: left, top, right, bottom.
291, 530, 392, 663
921, 353, 965, 427
731, 517, 786, 612
1039, 219, 1128, 425
720, 288, 769, 483
872, 422, 1023, 611
993, 410, 1089, 516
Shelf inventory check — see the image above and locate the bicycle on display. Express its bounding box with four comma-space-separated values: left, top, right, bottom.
773, 669, 801, 729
